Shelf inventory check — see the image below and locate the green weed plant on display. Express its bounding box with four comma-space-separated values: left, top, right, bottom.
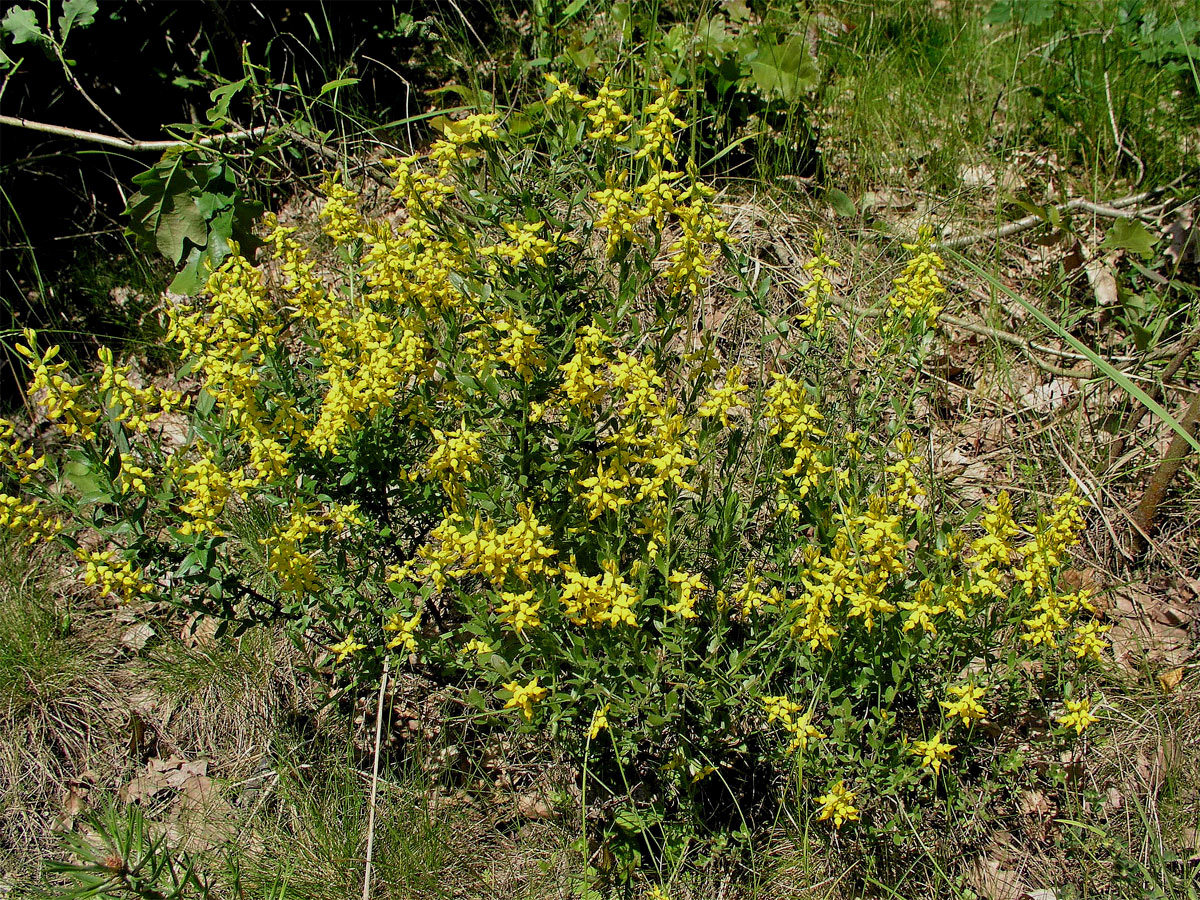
2, 80, 1109, 854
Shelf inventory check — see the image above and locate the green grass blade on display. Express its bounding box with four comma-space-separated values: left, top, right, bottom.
949, 249, 1200, 455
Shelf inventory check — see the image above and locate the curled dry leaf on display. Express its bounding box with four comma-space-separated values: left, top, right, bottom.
1158, 666, 1185, 693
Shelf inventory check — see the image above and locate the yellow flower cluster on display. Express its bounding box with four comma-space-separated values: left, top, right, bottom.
910, 732, 956, 773
765, 374, 829, 503
560, 559, 640, 628
888, 225, 945, 327
77, 548, 153, 603
467, 313, 544, 381
169, 243, 304, 484
815, 780, 859, 829
480, 221, 570, 270
941, 682, 988, 727
384, 609, 422, 652
546, 78, 728, 293
582, 77, 633, 142
1057, 697, 1098, 733
697, 366, 749, 429
414, 504, 558, 590
15, 332, 99, 440
762, 695, 826, 753
899, 578, 946, 635
0, 492, 61, 544
1016, 487, 1091, 647
318, 176, 366, 244
330, 633, 367, 664
258, 504, 350, 594
171, 453, 253, 536
97, 347, 186, 433
885, 431, 926, 511
665, 570, 706, 619
503, 676, 548, 721
426, 424, 486, 494
797, 231, 838, 330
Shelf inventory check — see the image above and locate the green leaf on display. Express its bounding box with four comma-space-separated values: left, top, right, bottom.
155, 196, 208, 265
168, 248, 206, 295
749, 35, 818, 102
2, 6, 46, 44
317, 77, 360, 97
986, 0, 1057, 26
557, 0, 587, 26
57, 0, 97, 38
1102, 217, 1157, 260
826, 187, 857, 217
64, 460, 100, 498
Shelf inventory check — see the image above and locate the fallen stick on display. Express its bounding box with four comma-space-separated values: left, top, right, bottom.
1129, 389, 1200, 557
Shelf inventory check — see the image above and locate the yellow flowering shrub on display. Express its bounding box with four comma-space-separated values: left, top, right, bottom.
0, 79, 1107, 845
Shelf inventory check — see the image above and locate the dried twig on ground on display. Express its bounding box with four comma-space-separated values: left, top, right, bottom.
1130, 389, 1200, 557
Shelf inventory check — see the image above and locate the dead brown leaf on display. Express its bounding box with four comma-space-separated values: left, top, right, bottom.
181, 613, 219, 650
120, 756, 209, 804
1084, 254, 1120, 307
1158, 666, 1185, 693
120, 622, 155, 653
515, 793, 555, 819
969, 856, 1027, 900
1019, 789, 1055, 819
1106, 581, 1196, 671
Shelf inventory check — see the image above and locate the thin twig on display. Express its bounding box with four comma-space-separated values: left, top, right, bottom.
0, 114, 270, 151
51, 40, 134, 141
1107, 329, 1200, 468
1104, 69, 1145, 186
937, 188, 1166, 249
362, 656, 390, 900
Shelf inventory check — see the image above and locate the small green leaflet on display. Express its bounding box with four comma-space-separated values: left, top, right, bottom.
1102, 217, 1157, 260
57, 0, 97, 39
318, 77, 360, 98
1, 6, 46, 44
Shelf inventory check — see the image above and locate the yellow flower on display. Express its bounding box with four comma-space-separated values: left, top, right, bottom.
665, 570, 706, 619
941, 683, 987, 727
462, 638, 493, 659
588, 703, 611, 740
503, 677, 548, 721
384, 611, 421, 652
1069, 621, 1111, 661
1057, 697, 1098, 734
815, 780, 859, 828
329, 633, 366, 664
910, 732, 956, 773
497, 588, 543, 635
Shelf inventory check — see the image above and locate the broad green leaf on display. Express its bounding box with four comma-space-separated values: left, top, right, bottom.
986, 0, 1057, 26
155, 196, 208, 265
749, 35, 818, 101
57, 0, 96, 38
1102, 217, 1157, 260
826, 187, 857, 217
168, 247, 206, 295
1, 6, 46, 44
